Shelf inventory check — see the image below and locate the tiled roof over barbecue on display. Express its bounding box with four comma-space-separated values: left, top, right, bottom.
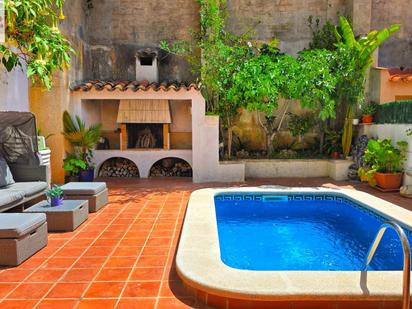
388, 68, 412, 82
70, 80, 199, 92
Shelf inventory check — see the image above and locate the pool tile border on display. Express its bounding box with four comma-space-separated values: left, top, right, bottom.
177, 187, 412, 304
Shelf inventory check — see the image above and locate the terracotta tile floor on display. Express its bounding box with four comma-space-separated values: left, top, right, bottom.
0, 177, 410, 309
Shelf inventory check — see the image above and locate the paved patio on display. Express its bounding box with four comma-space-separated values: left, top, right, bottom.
0, 178, 410, 309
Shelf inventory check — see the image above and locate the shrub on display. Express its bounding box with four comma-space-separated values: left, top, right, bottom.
364, 139, 408, 174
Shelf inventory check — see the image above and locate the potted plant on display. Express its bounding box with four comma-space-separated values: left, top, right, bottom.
62, 111, 102, 182
324, 129, 342, 159
361, 102, 377, 124
45, 185, 64, 207
63, 155, 87, 183
364, 139, 408, 190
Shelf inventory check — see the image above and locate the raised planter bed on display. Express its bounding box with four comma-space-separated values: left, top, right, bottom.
219, 159, 353, 181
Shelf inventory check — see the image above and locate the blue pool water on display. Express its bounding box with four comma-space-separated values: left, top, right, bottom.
214, 194, 412, 271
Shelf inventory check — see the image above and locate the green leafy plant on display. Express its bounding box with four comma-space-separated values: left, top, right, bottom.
296, 49, 338, 120
1, 0, 74, 89
407, 128, 412, 136
361, 102, 377, 115
323, 129, 343, 154
307, 16, 338, 51
364, 139, 408, 174
160, 0, 252, 158
45, 185, 63, 198
287, 112, 317, 142
63, 155, 87, 176
334, 16, 400, 157
62, 111, 102, 168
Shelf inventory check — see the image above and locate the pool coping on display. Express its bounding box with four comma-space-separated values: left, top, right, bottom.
176, 186, 412, 301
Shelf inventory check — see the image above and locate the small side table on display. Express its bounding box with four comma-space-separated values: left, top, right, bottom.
25, 200, 88, 232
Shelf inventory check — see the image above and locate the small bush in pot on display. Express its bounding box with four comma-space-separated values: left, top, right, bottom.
364, 139, 408, 189
45, 185, 64, 207
63, 155, 87, 183
361, 102, 377, 124
323, 129, 342, 159
62, 111, 101, 182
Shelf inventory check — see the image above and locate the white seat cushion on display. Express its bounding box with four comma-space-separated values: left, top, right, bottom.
0, 213, 46, 238
0, 190, 24, 210
5, 182, 48, 197
61, 182, 107, 195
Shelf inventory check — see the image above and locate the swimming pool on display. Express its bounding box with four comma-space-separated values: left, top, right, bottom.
176, 187, 412, 308
215, 193, 411, 271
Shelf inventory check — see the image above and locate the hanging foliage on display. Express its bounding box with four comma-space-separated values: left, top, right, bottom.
0, 0, 74, 89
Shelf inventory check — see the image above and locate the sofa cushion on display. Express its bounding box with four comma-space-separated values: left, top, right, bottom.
0, 213, 46, 238
0, 190, 24, 210
61, 182, 107, 195
0, 156, 15, 188
5, 182, 48, 197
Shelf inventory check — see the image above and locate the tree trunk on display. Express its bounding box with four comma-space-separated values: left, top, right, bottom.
227, 126, 233, 159
319, 120, 324, 154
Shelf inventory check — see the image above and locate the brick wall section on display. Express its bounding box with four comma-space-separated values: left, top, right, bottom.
371, 0, 412, 67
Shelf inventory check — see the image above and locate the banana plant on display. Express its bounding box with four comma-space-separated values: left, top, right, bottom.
335, 16, 400, 157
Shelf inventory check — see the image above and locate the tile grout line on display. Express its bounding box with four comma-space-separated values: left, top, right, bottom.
154, 190, 186, 309
29, 190, 135, 308
114, 191, 170, 308
0, 196, 111, 303
74, 190, 156, 308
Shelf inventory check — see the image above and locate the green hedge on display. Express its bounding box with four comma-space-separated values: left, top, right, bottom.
374, 100, 412, 124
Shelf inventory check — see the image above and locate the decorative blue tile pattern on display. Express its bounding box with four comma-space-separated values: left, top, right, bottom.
214, 192, 412, 237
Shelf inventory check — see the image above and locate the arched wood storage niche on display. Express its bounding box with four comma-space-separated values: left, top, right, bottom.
98, 157, 140, 178
149, 157, 192, 177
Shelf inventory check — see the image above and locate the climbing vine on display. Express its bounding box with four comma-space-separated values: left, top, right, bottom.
0, 0, 74, 89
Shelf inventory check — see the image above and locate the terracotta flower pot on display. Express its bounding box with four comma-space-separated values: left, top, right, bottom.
331, 152, 340, 159
362, 115, 373, 124
374, 172, 403, 190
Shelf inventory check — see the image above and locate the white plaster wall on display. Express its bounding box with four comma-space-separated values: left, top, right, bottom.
359, 124, 412, 184
71, 89, 245, 183
0, 67, 29, 111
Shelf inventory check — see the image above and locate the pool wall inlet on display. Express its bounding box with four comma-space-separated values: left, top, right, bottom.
176, 187, 412, 308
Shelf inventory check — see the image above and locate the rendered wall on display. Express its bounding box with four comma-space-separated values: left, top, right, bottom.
29, 0, 87, 184
83, 0, 199, 81
0, 67, 29, 112
371, 0, 412, 67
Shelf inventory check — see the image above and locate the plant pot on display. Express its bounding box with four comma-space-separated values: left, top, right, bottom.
352, 118, 359, 125
331, 152, 340, 159
65, 175, 79, 183
362, 115, 373, 124
50, 196, 64, 207
374, 172, 403, 190
79, 168, 95, 182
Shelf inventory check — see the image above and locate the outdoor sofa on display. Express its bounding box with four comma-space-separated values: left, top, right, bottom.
0, 157, 48, 212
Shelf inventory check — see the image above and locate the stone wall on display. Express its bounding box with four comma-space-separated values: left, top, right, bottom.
227, 0, 347, 55
73, 0, 411, 82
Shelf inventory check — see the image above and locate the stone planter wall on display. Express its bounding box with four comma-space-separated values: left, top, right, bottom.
219, 159, 353, 181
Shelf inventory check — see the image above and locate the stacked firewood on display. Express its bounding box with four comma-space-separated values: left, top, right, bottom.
150, 159, 192, 177
99, 158, 139, 177
136, 128, 156, 148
